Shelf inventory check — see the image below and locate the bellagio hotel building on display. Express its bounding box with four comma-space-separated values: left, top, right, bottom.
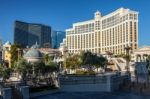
66, 8, 138, 55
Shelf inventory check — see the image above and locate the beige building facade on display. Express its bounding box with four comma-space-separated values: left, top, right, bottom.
3, 41, 12, 67
66, 8, 138, 55
131, 46, 150, 62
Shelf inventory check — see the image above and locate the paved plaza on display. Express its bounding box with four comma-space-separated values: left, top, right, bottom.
32, 91, 150, 99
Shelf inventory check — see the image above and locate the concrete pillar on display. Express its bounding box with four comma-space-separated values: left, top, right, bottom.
2, 88, 12, 99
143, 55, 147, 62
136, 55, 138, 62
143, 55, 146, 62
139, 55, 142, 62
142, 55, 144, 62
143, 55, 145, 62
20, 86, 29, 99
137, 55, 141, 62
145, 55, 148, 62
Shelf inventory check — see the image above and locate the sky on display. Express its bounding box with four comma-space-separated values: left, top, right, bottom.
0, 0, 150, 47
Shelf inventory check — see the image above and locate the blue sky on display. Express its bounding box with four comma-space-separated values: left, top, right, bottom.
0, 0, 149, 47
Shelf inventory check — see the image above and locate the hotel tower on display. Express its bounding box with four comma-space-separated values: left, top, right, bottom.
65, 8, 138, 54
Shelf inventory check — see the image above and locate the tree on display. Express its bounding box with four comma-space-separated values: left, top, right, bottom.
44, 54, 49, 64
65, 54, 81, 70
14, 58, 31, 82
41, 59, 58, 85
0, 64, 12, 82
64, 51, 108, 74
98, 56, 108, 69
2, 68, 12, 82
0, 64, 3, 76
79, 51, 107, 71
65, 56, 72, 69
82, 51, 93, 66
10, 43, 21, 67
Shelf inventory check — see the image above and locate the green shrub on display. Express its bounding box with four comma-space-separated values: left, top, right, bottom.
76, 70, 95, 75
76, 70, 85, 75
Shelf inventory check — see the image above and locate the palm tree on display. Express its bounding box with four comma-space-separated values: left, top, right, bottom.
44, 54, 49, 64
14, 58, 31, 83
2, 68, 12, 82
44, 59, 58, 85
0, 64, 12, 82
10, 43, 22, 67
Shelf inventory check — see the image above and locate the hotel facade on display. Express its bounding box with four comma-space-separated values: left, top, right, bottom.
65, 8, 138, 55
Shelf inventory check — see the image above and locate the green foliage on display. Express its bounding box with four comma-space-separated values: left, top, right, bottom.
2, 68, 12, 81
33, 61, 45, 76
10, 43, 21, 67
65, 51, 108, 71
115, 54, 126, 57
44, 54, 49, 63
76, 70, 95, 75
115, 54, 131, 62
0, 64, 3, 76
14, 57, 58, 83
82, 51, 93, 65
0, 65, 13, 81
15, 58, 31, 74
123, 55, 131, 62
81, 51, 107, 69
46, 57, 58, 72
14, 58, 32, 81
65, 56, 72, 69
65, 54, 81, 69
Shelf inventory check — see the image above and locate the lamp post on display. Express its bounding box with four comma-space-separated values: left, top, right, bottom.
124, 46, 132, 74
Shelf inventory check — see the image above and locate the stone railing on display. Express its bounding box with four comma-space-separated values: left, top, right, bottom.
59, 73, 129, 92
